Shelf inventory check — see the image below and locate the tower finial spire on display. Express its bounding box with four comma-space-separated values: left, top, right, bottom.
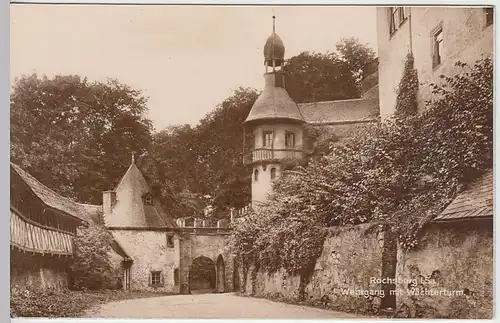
131, 151, 135, 164
272, 14, 276, 33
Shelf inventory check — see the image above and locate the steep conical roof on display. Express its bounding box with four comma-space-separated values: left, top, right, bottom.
244, 73, 305, 124
105, 162, 177, 228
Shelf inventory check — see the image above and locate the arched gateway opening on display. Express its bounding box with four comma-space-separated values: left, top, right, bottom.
216, 255, 225, 293
233, 257, 240, 292
189, 256, 216, 294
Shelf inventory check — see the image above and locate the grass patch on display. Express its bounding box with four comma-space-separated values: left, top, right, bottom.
11, 287, 171, 318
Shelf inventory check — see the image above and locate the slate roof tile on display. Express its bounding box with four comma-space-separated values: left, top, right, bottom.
11, 163, 99, 222
298, 97, 379, 124
434, 170, 493, 221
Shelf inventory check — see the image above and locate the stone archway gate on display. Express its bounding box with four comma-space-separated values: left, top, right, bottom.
178, 226, 234, 294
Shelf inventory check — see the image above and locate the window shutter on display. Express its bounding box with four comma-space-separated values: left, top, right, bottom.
148, 271, 152, 287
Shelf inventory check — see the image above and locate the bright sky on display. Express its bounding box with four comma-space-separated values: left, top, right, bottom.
10, 5, 378, 132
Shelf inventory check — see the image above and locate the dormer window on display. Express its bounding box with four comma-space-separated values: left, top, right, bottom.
285, 131, 295, 148
143, 192, 153, 205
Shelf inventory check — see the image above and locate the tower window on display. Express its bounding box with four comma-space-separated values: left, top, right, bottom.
485, 8, 494, 26
263, 131, 273, 147
254, 169, 259, 181
432, 27, 443, 68
270, 168, 277, 180
285, 131, 295, 148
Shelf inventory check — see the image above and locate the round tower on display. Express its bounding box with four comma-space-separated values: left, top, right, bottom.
243, 16, 306, 209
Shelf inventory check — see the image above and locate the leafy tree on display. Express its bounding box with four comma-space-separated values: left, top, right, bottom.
148, 87, 258, 218
70, 221, 122, 290
336, 37, 377, 83
10, 74, 153, 204
284, 51, 358, 102
284, 38, 376, 103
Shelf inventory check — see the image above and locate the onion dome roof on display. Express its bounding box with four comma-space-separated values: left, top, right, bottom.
263, 32, 285, 66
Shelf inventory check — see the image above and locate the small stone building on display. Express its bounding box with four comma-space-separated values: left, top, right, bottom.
102, 157, 234, 293
102, 158, 180, 292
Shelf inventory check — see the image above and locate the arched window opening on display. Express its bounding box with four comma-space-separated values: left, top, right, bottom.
270, 168, 277, 180
254, 169, 259, 181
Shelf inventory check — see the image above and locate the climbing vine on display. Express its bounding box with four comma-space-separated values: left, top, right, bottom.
395, 53, 419, 117
230, 57, 492, 291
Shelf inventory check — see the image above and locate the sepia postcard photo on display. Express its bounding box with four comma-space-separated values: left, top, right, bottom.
8, 2, 494, 320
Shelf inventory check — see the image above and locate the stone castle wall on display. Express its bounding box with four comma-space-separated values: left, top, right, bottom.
244, 224, 384, 312
242, 221, 493, 318
396, 220, 493, 318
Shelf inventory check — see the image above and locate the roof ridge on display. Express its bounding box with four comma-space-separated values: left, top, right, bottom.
11, 163, 80, 206
298, 97, 377, 106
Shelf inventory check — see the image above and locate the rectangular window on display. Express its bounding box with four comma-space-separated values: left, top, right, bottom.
389, 7, 397, 35
485, 8, 494, 26
389, 7, 407, 35
263, 131, 273, 147
285, 131, 295, 148
151, 271, 161, 286
432, 27, 443, 68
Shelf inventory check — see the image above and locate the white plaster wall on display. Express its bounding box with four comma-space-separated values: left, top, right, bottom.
111, 230, 180, 292
253, 123, 304, 150
377, 7, 493, 119
252, 163, 281, 207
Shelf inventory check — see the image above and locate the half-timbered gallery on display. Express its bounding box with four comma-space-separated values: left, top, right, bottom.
10, 163, 100, 290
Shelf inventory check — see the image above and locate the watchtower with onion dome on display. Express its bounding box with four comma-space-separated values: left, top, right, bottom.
243, 16, 307, 208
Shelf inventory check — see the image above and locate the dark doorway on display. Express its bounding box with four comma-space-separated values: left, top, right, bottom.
189, 256, 216, 294
233, 257, 240, 292
216, 255, 225, 293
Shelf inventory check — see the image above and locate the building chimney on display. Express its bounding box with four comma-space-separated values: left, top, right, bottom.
103, 191, 116, 216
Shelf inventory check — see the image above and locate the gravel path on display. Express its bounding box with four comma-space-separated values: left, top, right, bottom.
86, 292, 369, 318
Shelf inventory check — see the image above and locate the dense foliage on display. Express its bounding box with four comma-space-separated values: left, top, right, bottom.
285, 37, 376, 102
230, 57, 493, 279
70, 222, 122, 290
10, 288, 167, 317
10, 74, 153, 204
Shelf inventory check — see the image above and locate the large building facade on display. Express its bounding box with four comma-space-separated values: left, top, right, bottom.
377, 6, 494, 118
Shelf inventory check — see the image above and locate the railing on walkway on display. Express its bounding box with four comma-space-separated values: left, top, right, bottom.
243, 148, 306, 165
